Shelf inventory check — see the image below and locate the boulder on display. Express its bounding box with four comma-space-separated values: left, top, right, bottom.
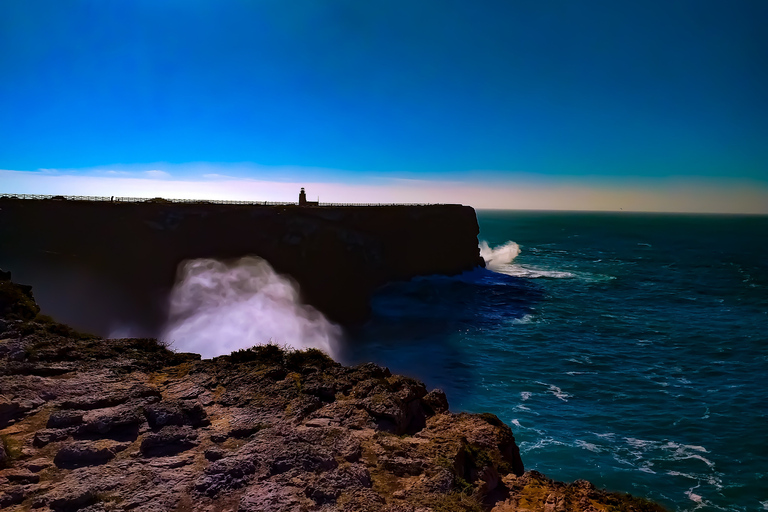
139, 425, 199, 457
53, 440, 129, 468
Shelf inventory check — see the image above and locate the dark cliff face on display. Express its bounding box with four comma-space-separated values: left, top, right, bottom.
0, 199, 484, 336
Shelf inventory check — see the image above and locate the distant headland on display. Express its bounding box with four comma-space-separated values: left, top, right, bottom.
0, 192, 484, 336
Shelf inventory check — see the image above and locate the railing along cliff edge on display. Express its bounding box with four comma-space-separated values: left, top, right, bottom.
0, 193, 442, 207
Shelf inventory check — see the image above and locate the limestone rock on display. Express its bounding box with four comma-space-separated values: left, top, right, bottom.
0, 277, 667, 512
53, 440, 130, 468
139, 425, 199, 456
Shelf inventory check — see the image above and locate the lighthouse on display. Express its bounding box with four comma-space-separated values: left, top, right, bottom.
298, 188, 318, 206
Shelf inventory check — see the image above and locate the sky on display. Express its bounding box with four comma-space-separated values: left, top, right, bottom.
2, 0, 767, 212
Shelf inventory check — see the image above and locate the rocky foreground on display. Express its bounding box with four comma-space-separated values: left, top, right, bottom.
0, 275, 666, 511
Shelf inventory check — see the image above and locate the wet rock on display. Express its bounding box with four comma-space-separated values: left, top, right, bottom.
139, 425, 199, 456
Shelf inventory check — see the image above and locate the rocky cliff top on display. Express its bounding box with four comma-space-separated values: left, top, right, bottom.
0, 276, 666, 511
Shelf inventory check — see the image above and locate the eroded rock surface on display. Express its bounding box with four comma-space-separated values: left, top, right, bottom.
0, 276, 666, 511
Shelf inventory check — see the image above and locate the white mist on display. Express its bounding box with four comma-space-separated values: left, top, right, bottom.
479, 240, 521, 269
162, 256, 341, 359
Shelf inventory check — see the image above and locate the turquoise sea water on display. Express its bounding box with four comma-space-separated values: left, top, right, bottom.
341, 211, 768, 512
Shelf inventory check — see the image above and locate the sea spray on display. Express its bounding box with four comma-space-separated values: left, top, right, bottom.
162, 256, 341, 359
480, 240, 577, 279
479, 240, 521, 269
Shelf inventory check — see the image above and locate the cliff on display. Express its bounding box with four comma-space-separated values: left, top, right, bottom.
0, 198, 484, 336
0, 277, 666, 512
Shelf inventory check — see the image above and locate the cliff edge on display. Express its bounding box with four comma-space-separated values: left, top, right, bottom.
0, 276, 667, 511
0, 198, 484, 336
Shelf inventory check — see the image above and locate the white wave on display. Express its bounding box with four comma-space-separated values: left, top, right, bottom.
520, 391, 532, 401
686, 489, 703, 504
575, 440, 603, 453
536, 381, 572, 401
162, 256, 341, 359
667, 470, 698, 479
509, 419, 544, 434
479, 240, 520, 268
626, 437, 657, 450
497, 265, 576, 279
478, 239, 612, 282
520, 436, 568, 452
678, 454, 716, 468
511, 314, 535, 325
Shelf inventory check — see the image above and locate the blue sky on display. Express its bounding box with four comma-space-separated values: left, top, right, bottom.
2, 1, 767, 211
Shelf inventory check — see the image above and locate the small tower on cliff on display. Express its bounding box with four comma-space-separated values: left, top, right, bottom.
299, 187, 307, 206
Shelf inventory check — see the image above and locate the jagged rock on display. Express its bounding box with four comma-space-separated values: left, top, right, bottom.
269, 442, 338, 475
0, 467, 40, 484
0, 277, 667, 512
195, 456, 260, 497
0, 485, 27, 508
204, 447, 225, 461
79, 404, 143, 435
53, 440, 130, 468
238, 481, 314, 512
422, 389, 449, 414
380, 455, 425, 477
0, 394, 44, 428
47, 409, 84, 428
305, 463, 372, 504
139, 425, 199, 456
33, 428, 71, 447
24, 458, 52, 472
145, 399, 209, 428
33, 481, 97, 511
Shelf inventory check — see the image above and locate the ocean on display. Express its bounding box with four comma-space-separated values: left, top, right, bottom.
341, 210, 768, 512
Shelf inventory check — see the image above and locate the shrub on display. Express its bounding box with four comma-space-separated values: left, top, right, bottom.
285, 347, 334, 370
230, 343, 285, 365
0, 281, 40, 321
